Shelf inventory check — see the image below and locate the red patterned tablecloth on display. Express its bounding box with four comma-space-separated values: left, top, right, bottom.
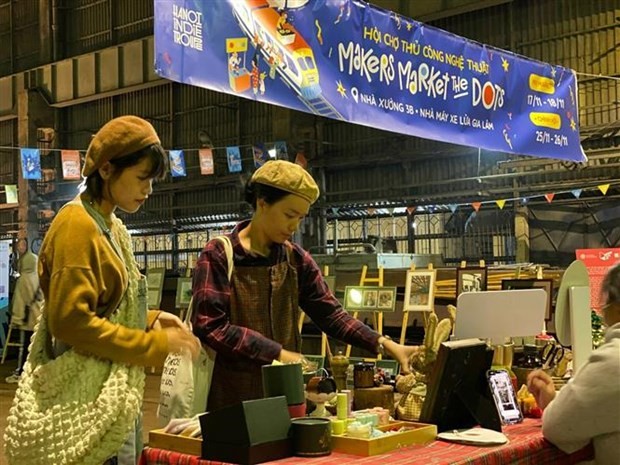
140, 418, 593, 465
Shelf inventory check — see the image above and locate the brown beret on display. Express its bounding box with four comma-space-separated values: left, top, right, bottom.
251, 160, 320, 204
82, 115, 161, 177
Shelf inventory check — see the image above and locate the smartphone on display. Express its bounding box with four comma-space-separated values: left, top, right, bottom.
487, 369, 523, 425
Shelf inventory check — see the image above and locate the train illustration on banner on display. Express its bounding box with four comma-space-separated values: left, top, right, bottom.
230, 0, 322, 100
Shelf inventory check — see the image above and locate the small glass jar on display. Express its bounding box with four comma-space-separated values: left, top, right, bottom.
353, 362, 375, 388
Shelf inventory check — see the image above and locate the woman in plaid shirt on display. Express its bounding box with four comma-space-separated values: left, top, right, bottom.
192, 160, 419, 411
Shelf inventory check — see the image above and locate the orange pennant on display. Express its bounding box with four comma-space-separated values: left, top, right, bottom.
406, 206, 416, 215
472, 202, 481, 212
367, 207, 376, 215
598, 184, 610, 195
544, 193, 555, 203
495, 199, 506, 210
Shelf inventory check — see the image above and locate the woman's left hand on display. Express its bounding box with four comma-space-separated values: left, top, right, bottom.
152, 311, 186, 331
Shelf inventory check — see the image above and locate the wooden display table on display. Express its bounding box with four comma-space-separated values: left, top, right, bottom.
140, 418, 593, 465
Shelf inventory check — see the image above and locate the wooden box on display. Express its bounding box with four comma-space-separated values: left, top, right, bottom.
148, 429, 202, 456
330, 421, 437, 456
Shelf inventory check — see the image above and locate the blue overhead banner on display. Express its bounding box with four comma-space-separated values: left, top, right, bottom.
154, 0, 586, 163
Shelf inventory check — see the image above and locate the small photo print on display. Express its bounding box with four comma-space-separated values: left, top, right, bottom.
377, 290, 394, 309
363, 290, 377, 308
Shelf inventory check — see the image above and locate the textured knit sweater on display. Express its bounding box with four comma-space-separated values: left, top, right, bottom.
542, 323, 620, 465
38, 200, 168, 367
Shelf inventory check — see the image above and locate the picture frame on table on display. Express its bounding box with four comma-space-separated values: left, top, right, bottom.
501, 278, 554, 320
344, 286, 397, 312
403, 269, 437, 312
456, 267, 488, 297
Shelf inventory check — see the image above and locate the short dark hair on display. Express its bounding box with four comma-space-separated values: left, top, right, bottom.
244, 179, 291, 210
85, 143, 168, 201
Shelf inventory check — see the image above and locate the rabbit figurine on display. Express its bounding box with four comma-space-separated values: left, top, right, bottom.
395, 306, 454, 421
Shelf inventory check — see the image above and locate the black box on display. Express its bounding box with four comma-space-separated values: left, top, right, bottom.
199, 396, 293, 465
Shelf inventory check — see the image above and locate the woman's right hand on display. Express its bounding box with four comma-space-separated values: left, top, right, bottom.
278, 348, 304, 364
164, 327, 202, 360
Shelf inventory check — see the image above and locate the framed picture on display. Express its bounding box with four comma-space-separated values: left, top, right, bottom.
147, 289, 161, 309
501, 278, 554, 320
175, 277, 193, 308
344, 286, 397, 312
377, 289, 395, 310
376, 359, 400, 378
147, 267, 165, 291
456, 267, 488, 297
403, 269, 437, 312
362, 290, 378, 308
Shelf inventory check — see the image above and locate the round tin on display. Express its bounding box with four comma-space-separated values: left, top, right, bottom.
290, 417, 332, 457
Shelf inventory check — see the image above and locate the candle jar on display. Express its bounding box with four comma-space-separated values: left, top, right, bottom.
353, 362, 375, 388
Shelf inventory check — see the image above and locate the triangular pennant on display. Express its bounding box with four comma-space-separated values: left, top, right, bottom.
169, 150, 187, 177
598, 184, 610, 195
571, 189, 582, 199
330, 207, 338, 216
495, 199, 506, 210
448, 204, 458, 213
471, 202, 481, 212
367, 207, 376, 215
544, 193, 555, 203
406, 206, 415, 215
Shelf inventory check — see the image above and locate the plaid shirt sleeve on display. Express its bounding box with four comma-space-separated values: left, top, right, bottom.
191, 232, 282, 365
292, 244, 381, 354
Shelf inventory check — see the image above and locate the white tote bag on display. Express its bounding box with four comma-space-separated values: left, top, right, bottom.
157, 235, 233, 425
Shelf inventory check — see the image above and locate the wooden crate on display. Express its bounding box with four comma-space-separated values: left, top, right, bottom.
148, 429, 202, 456
330, 421, 436, 456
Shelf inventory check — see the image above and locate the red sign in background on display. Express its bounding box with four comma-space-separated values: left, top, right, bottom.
575, 248, 620, 311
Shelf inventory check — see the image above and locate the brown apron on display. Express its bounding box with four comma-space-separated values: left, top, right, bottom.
207, 247, 301, 411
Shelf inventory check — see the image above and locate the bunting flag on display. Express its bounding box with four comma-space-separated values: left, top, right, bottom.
226, 146, 242, 173
294, 151, 308, 168
274, 141, 288, 160
252, 144, 268, 168
406, 206, 416, 215
544, 193, 555, 203
198, 148, 214, 175
20, 148, 41, 180
571, 189, 582, 199
495, 199, 506, 210
471, 202, 481, 212
330, 207, 339, 216
169, 150, 187, 177
5, 184, 17, 203
61, 150, 81, 180
448, 204, 458, 213
367, 207, 376, 215
598, 184, 610, 195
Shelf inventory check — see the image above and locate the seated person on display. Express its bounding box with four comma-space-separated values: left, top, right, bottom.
527, 263, 620, 465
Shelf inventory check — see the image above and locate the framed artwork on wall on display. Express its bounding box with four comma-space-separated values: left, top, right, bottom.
403, 269, 437, 312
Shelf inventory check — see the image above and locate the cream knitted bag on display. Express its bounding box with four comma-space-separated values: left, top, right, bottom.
4, 214, 146, 465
